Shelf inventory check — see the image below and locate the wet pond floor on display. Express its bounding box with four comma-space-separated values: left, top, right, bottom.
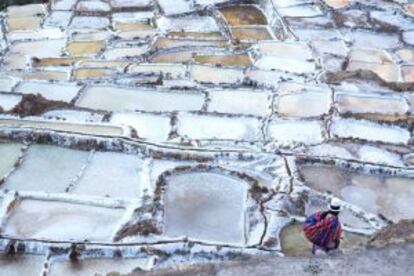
299, 165, 414, 223
280, 223, 370, 257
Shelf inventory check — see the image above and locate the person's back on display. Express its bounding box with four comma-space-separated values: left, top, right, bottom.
303, 198, 343, 255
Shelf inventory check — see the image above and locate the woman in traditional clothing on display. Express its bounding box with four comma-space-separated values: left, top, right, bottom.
303, 198, 343, 255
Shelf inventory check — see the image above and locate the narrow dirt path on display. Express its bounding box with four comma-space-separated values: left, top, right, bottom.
135, 243, 414, 276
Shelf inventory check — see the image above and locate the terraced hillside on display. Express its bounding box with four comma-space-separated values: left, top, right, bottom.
0, 0, 413, 274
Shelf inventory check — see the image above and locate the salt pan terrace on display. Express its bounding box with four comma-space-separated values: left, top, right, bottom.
0, 0, 414, 274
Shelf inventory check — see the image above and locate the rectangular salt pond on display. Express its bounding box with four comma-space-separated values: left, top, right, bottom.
3, 145, 89, 193
0, 143, 23, 180
49, 257, 152, 275
177, 114, 262, 141
14, 81, 82, 102
208, 89, 272, 117
0, 255, 45, 276
110, 112, 172, 142
71, 151, 143, 198
76, 86, 205, 112
3, 199, 124, 241
0, 119, 124, 136
164, 172, 247, 245
300, 165, 414, 222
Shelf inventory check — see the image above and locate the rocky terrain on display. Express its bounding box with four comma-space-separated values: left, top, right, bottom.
0, 0, 414, 275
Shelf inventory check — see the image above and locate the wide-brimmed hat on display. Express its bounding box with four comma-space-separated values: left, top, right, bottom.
328, 198, 342, 213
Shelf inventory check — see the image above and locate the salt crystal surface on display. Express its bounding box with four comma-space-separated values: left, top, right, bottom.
267, 120, 324, 145
42, 110, 104, 123
357, 146, 403, 167
0, 76, 18, 92
72, 151, 144, 198
9, 39, 66, 58
301, 165, 414, 222
3, 199, 124, 241
208, 89, 271, 117
76, 86, 205, 112
278, 5, 323, 17
156, 16, 220, 32
110, 112, 171, 142
0, 143, 23, 179
158, 0, 193, 15
44, 11, 73, 28
110, 0, 152, 8
177, 114, 262, 141
350, 31, 400, 49
0, 119, 124, 136
307, 144, 354, 160
277, 90, 331, 117
0, 255, 45, 276
164, 172, 247, 245
330, 118, 410, 144
70, 17, 110, 29
0, 94, 21, 111
3, 145, 89, 193
14, 81, 82, 102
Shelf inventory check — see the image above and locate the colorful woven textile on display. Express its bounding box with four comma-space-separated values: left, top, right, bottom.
303, 211, 343, 248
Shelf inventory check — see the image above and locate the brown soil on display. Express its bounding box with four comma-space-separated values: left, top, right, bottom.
9, 94, 71, 117
369, 220, 414, 248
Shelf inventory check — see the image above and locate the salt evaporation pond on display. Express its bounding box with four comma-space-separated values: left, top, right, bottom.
164, 172, 248, 245
0, 119, 124, 136
71, 152, 144, 198
306, 194, 372, 230
3, 200, 124, 241
3, 145, 89, 193
0, 143, 23, 179
300, 165, 414, 222
0, 255, 45, 276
